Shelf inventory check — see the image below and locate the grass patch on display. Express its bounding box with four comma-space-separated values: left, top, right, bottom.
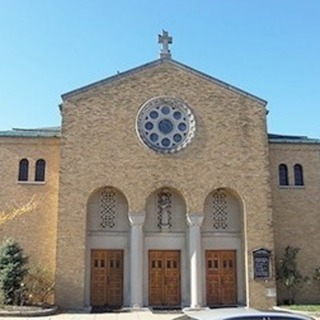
282, 305, 320, 312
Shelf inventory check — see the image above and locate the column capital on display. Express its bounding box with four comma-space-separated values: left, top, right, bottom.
187, 214, 204, 227
129, 212, 145, 226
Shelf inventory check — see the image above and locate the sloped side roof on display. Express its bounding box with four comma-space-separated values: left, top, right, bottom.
268, 133, 320, 144
0, 127, 61, 138
61, 58, 267, 105
1, 126, 319, 145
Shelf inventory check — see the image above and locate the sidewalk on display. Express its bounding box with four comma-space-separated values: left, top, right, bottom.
1, 307, 319, 320
0, 308, 189, 320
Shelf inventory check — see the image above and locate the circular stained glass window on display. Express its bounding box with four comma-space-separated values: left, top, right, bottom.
136, 96, 196, 153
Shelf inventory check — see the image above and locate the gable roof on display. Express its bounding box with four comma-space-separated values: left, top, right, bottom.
61, 57, 267, 105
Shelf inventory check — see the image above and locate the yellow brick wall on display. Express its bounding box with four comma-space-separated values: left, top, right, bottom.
269, 143, 320, 303
0, 137, 60, 278
2, 62, 319, 309
55, 61, 276, 308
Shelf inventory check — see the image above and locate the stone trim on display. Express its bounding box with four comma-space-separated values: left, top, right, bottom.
187, 214, 204, 227
128, 212, 145, 226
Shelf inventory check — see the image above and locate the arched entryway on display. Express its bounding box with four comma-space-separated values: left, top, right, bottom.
203, 188, 246, 306
144, 187, 188, 307
85, 186, 130, 307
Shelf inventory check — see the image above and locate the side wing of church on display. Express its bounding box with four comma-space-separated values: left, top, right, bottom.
1, 33, 319, 310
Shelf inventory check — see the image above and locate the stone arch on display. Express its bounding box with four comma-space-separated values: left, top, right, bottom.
202, 187, 247, 306
144, 185, 187, 233
86, 185, 130, 233
85, 186, 130, 307
202, 187, 244, 233
141, 180, 192, 213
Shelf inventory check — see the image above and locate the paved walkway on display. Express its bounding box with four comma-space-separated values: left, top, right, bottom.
1, 307, 318, 320
0, 309, 189, 320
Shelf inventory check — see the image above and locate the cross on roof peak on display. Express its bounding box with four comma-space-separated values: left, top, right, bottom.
158, 30, 173, 59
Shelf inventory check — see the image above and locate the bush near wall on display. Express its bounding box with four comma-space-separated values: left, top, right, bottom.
0, 239, 28, 305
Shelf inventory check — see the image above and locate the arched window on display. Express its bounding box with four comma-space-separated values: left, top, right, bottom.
35, 159, 46, 182
279, 164, 289, 186
18, 158, 29, 181
294, 164, 304, 186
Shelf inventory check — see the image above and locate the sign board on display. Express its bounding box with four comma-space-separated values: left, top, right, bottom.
253, 248, 271, 279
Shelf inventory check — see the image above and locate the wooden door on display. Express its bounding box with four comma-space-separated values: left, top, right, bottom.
91, 250, 123, 307
206, 250, 237, 306
149, 250, 180, 306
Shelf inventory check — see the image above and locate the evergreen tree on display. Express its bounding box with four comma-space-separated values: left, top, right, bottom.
0, 239, 28, 305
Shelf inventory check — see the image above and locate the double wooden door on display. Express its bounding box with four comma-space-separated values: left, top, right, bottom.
91, 250, 123, 307
149, 250, 180, 306
206, 250, 237, 306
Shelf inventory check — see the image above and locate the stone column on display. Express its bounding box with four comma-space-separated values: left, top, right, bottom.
129, 213, 145, 309
187, 214, 204, 309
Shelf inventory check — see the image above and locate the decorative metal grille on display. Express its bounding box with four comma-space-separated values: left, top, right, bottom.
100, 189, 116, 229
212, 190, 228, 229
157, 189, 172, 229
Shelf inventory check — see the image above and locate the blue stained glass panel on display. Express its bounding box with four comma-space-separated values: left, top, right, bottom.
149, 111, 159, 119
173, 111, 182, 119
158, 119, 173, 134
150, 133, 159, 142
145, 122, 154, 130
161, 138, 170, 147
178, 122, 187, 131
173, 134, 182, 142
161, 106, 170, 115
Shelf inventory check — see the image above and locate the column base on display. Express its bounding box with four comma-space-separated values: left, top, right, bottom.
132, 304, 141, 309
183, 306, 210, 311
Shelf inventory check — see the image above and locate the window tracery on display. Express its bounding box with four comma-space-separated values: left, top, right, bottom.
136, 96, 196, 153
212, 190, 228, 230
157, 189, 172, 230
100, 189, 116, 229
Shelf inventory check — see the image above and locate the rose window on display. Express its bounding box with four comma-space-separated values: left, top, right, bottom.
136, 97, 196, 153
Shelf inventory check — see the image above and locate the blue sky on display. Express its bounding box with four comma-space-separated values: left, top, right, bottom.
0, 0, 319, 138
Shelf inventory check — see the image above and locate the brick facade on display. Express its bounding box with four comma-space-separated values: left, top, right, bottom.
0, 135, 60, 275
0, 58, 319, 310
269, 143, 320, 303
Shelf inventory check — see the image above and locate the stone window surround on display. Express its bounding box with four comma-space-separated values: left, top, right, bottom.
17, 157, 47, 183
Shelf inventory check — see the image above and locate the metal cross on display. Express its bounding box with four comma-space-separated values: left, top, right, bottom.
158, 30, 172, 58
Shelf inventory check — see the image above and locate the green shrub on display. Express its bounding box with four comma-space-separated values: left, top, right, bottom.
0, 239, 28, 305
276, 246, 309, 305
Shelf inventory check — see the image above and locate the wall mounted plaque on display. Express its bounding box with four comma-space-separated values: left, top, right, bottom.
253, 248, 271, 279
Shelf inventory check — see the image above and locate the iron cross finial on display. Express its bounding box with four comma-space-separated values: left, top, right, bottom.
158, 30, 173, 59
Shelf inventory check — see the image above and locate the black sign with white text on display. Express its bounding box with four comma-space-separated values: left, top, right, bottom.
253, 248, 271, 279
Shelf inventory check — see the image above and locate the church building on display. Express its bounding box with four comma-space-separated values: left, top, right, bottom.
1, 31, 319, 310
